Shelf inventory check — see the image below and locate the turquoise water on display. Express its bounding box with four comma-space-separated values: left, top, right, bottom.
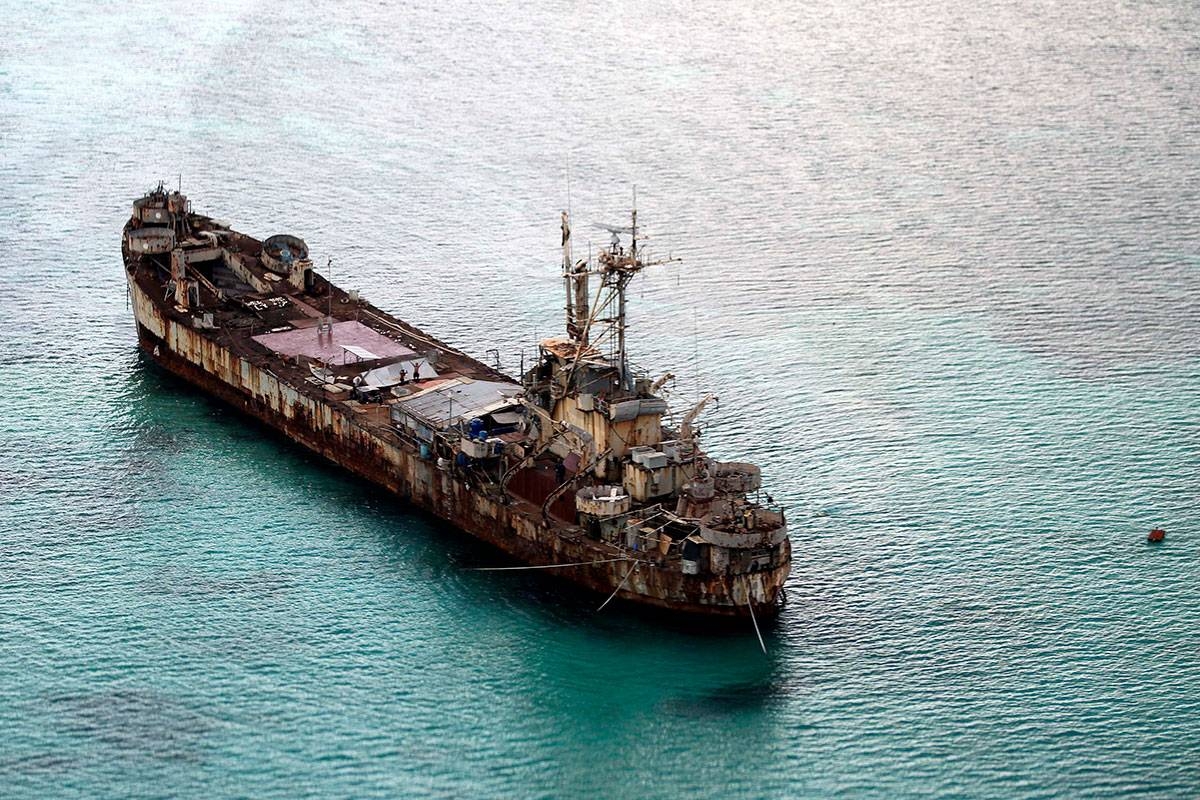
3, 1, 1199, 796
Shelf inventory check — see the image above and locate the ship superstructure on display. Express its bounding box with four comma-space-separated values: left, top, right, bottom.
122, 184, 791, 618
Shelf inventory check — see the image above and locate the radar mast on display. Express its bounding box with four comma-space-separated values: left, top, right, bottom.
559, 190, 677, 392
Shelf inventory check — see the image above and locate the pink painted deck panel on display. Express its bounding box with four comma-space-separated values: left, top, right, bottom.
252, 320, 415, 362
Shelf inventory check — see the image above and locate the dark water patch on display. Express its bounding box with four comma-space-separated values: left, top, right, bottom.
128, 423, 187, 456
43, 688, 213, 763
0, 751, 81, 778
660, 678, 786, 719
140, 567, 295, 600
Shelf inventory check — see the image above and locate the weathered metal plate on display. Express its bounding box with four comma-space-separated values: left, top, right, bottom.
252, 320, 414, 362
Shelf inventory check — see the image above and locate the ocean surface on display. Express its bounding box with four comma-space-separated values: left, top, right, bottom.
2, 1, 1199, 797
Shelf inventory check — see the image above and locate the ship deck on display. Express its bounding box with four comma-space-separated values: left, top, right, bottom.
125, 213, 594, 524
121, 205, 790, 618
126, 215, 514, 444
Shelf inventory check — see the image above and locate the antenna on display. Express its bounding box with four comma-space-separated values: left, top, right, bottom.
566, 193, 680, 392
632, 185, 638, 258
561, 153, 575, 342
325, 256, 334, 318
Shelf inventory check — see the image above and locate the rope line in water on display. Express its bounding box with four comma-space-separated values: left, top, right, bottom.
747, 594, 767, 655
469, 555, 765, 644
466, 557, 632, 572
597, 563, 637, 612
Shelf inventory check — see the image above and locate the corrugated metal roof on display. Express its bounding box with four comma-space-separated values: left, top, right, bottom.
341, 344, 380, 361
360, 357, 435, 389
395, 378, 521, 428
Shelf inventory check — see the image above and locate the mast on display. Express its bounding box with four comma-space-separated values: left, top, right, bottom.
562, 210, 574, 334
631, 186, 638, 259
573, 253, 589, 345
616, 266, 629, 390
562, 210, 591, 345
558, 191, 676, 393
617, 189, 641, 390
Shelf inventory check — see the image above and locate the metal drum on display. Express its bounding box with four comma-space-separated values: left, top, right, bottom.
261, 234, 309, 275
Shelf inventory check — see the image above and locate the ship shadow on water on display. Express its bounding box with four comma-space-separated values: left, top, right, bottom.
656, 677, 787, 719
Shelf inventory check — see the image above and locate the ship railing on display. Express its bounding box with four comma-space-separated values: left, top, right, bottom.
626, 361, 651, 383
751, 499, 786, 525
605, 503, 699, 562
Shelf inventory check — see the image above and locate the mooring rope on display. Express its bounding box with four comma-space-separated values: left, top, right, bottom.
466, 556, 632, 572
747, 593, 767, 655
597, 562, 638, 612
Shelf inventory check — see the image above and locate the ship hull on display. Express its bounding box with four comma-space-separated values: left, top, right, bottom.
127, 273, 788, 619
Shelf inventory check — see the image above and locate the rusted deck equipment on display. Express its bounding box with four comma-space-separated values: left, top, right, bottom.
122, 185, 791, 618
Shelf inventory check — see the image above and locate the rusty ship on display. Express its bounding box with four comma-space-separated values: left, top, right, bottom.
122, 185, 791, 619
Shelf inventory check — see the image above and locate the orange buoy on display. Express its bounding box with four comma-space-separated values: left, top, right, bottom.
1148, 528, 1166, 543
